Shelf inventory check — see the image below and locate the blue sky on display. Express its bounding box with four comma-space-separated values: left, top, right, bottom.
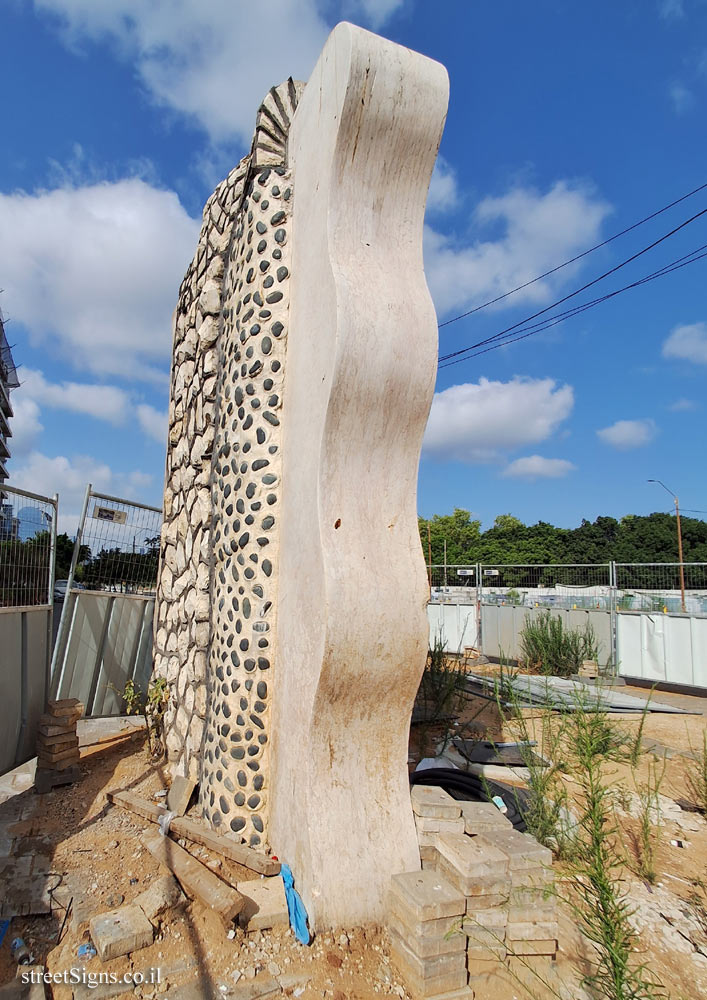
1, 0, 706, 535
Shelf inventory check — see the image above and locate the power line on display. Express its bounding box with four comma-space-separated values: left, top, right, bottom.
438, 242, 707, 368
438, 179, 707, 329
438, 206, 707, 367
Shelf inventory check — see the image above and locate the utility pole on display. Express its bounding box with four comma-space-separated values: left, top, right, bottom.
648, 479, 686, 612
675, 495, 686, 613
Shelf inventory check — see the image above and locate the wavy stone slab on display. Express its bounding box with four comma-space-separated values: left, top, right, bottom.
268, 23, 449, 928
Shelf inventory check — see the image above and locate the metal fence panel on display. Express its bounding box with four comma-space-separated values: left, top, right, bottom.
427, 602, 478, 652
617, 612, 707, 688
480, 604, 612, 667
0, 485, 57, 607
0, 484, 57, 774
51, 485, 161, 717
615, 563, 707, 614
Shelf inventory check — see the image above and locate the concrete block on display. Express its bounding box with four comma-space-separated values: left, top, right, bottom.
166, 776, 196, 816
236, 875, 288, 931
386, 914, 465, 959
510, 866, 555, 889
411, 786, 462, 820
459, 923, 504, 949
507, 955, 556, 977
466, 941, 507, 961
464, 907, 507, 930
396, 965, 469, 1000
89, 904, 154, 961
460, 801, 512, 835
388, 896, 463, 939
508, 884, 555, 907
507, 900, 556, 922
475, 830, 552, 872
466, 955, 500, 978
434, 833, 509, 878
34, 765, 80, 794
418, 844, 438, 863
415, 815, 465, 834
134, 874, 184, 924
390, 935, 468, 997
389, 871, 466, 922
508, 939, 557, 956
437, 856, 510, 901
423, 990, 474, 1000
506, 921, 558, 942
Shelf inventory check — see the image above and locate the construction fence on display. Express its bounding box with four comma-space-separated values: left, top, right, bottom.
1, 481, 160, 775
0, 484, 57, 774
427, 561, 707, 689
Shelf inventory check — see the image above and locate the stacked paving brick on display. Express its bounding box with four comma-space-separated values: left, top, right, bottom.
388, 871, 471, 1000
387, 785, 557, 995
35, 699, 83, 793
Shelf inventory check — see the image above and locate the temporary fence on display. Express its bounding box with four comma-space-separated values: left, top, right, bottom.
0, 484, 58, 774
51, 485, 162, 717
427, 561, 707, 688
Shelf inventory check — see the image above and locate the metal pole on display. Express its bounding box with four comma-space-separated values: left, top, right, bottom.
675, 496, 687, 612
443, 539, 447, 590
46, 494, 59, 705
427, 523, 432, 593
50, 482, 92, 686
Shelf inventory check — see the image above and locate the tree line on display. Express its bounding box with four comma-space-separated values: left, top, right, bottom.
418, 509, 707, 566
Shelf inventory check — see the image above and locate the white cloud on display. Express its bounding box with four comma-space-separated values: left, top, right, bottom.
0, 179, 198, 381
423, 376, 574, 463
35, 0, 327, 144
669, 82, 695, 114
662, 321, 707, 365
597, 419, 657, 450
36, 2, 408, 143
502, 455, 576, 480
21, 368, 130, 424
669, 397, 699, 411
659, 0, 685, 19
8, 396, 44, 457
424, 181, 611, 318
10, 450, 155, 534
349, 0, 405, 28
137, 403, 168, 444
426, 156, 459, 214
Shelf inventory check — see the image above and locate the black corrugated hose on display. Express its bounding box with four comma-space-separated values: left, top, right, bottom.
409, 767, 529, 832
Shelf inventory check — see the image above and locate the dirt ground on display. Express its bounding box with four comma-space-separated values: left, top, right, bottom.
1, 678, 707, 1000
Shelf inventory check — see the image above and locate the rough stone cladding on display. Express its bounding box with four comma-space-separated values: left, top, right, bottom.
202, 166, 291, 846
153, 80, 301, 848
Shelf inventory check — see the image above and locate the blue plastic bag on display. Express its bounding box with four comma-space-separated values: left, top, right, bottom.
280, 863, 310, 945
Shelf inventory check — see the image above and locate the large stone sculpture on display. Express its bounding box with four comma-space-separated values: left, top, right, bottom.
154, 22, 448, 928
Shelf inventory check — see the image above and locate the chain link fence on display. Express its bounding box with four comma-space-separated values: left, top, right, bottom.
428, 562, 707, 617
75, 490, 162, 595
615, 562, 707, 614
0, 485, 57, 607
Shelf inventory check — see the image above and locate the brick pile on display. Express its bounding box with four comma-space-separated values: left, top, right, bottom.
34, 699, 83, 793
388, 870, 472, 1000
388, 785, 558, 995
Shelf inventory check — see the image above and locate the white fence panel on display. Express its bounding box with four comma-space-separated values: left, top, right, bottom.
480, 605, 612, 666
427, 603, 478, 652
617, 612, 707, 689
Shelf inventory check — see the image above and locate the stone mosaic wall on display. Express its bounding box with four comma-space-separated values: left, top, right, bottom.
154, 81, 301, 847
201, 167, 291, 846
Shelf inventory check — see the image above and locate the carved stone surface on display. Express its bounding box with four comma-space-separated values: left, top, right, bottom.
268, 23, 448, 926
154, 22, 448, 928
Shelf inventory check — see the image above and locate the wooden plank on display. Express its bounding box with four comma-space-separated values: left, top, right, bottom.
107, 791, 281, 876
143, 832, 244, 926
172, 815, 281, 877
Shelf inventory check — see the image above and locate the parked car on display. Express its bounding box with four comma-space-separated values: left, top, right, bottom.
53, 579, 85, 601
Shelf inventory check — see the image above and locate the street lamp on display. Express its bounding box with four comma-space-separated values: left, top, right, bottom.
647, 479, 686, 612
